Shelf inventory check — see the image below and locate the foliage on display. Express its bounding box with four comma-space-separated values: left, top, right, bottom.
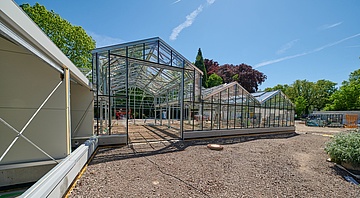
325, 69, 360, 111
294, 96, 307, 116
265, 79, 337, 116
204, 59, 267, 92
204, 59, 220, 76
207, 73, 223, 88
312, 79, 337, 110
325, 131, 360, 166
264, 84, 290, 93
20, 3, 96, 69
195, 48, 208, 88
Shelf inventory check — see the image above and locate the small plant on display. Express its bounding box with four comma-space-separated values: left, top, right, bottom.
325, 131, 360, 167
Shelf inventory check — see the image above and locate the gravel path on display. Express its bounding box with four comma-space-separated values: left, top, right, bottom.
69, 125, 359, 197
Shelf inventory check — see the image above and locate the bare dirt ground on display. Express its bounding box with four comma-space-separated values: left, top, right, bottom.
68, 122, 359, 197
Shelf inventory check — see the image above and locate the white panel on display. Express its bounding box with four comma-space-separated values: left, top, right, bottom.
0, 37, 67, 165
70, 82, 94, 138
0, 21, 63, 73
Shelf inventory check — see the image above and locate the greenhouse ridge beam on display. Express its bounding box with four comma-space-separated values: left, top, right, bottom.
92, 37, 203, 75
94, 38, 199, 98
109, 54, 185, 72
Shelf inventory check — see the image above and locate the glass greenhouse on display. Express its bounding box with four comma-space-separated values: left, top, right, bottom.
92, 37, 295, 142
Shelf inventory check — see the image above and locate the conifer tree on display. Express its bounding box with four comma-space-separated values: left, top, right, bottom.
194, 48, 208, 88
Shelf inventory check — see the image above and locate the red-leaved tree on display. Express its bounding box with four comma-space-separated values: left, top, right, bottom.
204, 59, 220, 76
204, 59, 267, 93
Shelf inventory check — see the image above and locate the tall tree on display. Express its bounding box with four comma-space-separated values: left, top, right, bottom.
264, 84, 290, 93
20, 3, 96, 69
204, 59, 220, 76
266, 79, 337, 116
216, 64, 234, 83
312, 79, 337, 110
234, 63, 267, 92
325, 69, 360, 110
207, 73, 223, 88
214, 63, 266, 92
204, 59, 266, 92
195, 48, 208, 88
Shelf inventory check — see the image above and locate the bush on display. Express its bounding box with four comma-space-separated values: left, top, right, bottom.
325, 131, 360, 167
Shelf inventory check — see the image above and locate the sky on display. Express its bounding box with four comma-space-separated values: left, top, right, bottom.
14, 0, 360, 90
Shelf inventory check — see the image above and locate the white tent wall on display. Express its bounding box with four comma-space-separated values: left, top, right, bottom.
0, 36, 69, 187
0, 0, 94, 188
70, 82, 94, 140
0, 36, 68, 165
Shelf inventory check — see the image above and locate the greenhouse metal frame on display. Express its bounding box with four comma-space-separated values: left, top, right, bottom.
92, 37, 295, 142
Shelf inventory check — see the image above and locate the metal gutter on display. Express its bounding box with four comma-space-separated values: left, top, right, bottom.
20, 137, 98, 198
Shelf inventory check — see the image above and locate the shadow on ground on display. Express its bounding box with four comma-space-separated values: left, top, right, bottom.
330, 165, 360, 185
89, 132, 298, 165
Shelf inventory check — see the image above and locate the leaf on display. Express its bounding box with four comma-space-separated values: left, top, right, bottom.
20, 3, 96, 69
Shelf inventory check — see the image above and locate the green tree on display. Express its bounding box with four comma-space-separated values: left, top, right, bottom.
264, 84, 290, 93
294, 96, 307, 116
312, 79, 337, 110
325, 69, 360, 110
20, 3, 95, 69
195, 48, 208, 88
232, 74, 239, 81
266, 79, 337, 116
207, 73, 223, 88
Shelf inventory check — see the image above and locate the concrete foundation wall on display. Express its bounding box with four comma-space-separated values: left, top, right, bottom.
183, 126, 295, 139
0, 161, 56, 188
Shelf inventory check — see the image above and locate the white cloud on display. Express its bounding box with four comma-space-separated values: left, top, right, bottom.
311, 33, 360, 52
172, 0, 181, 4
346, 45, 360, 48
87, 31, 123, 48
254, 52, 307, 68
169, 5, 203, 40
276, 39, 299, 55
319, 22, 343, 30
207, 0, 216, 5
169, 0, 216, 41
254, 33, 360, 68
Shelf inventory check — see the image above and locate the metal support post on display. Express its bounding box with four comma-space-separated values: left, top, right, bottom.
64, 68, 71, 154
167, 91, 170, 127
180, 61, 185, 139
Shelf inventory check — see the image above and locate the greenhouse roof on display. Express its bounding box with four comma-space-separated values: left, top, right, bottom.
93, 37, 202, 97
251, 90, 294, 106
251, 90, 280, 103
202, 82, 261, 105
201, 83, 294, 107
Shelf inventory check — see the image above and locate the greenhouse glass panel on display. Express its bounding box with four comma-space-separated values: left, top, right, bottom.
92, 37, 295, 142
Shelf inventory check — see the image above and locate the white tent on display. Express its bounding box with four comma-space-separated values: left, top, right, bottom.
0, 0, 93, 187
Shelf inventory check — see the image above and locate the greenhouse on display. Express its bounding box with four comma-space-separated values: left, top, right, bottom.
92, 37, 295, 143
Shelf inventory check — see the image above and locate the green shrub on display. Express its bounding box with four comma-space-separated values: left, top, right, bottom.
325, 131, 360, 167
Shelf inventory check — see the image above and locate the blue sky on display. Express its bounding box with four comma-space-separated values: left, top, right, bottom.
15, 0, 360, 90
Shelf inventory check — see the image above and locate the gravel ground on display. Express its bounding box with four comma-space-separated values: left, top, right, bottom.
68, 124, 359, 197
